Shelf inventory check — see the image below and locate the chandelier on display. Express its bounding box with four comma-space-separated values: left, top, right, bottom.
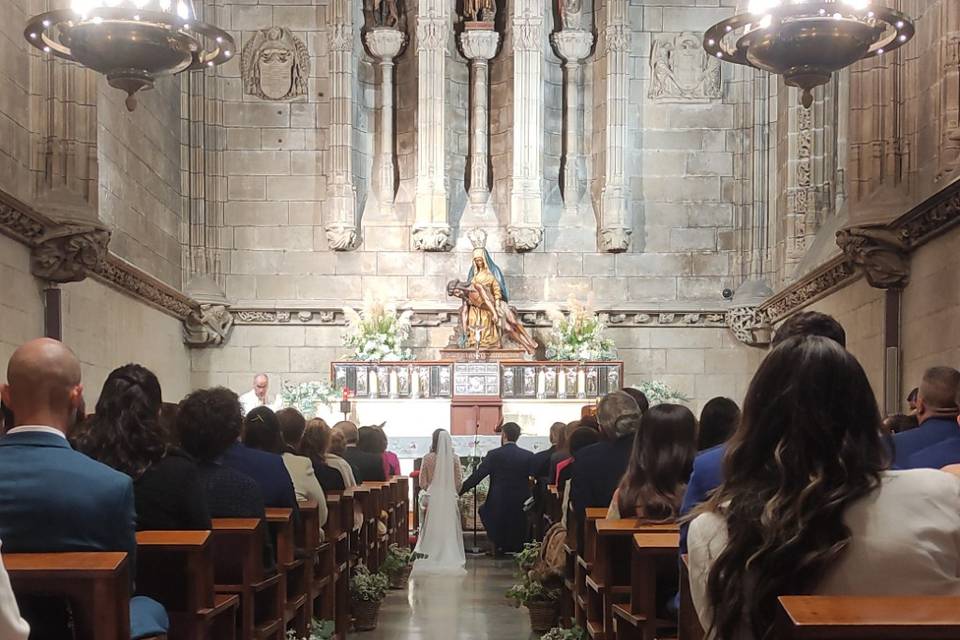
704, 0, 914, 108
24, 0, 234, 111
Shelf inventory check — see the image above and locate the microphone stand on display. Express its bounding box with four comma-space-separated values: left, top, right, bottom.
467, 406, 484, 556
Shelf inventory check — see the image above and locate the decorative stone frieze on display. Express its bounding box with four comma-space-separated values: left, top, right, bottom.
760, 256, 859, 322
30, 224, 110, 283
327, 1, 360, 250
240, 27, 310, 101
726, 306, 773, 347
836, 226, 911, 289
648, 32, 721, 103
90, 255, 199, 320
598, 5, 631, 252
895, 186, 960, 248
0, 197, 47, 244
184, 304, 234, 346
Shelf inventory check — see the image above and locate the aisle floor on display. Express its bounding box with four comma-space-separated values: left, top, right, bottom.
359, 555, 537, 639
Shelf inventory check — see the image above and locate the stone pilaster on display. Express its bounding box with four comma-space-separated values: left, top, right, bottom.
412, 1, 453, 252
552, 29, 593, 217
597, 3, 631, 253
506, 0, 544, 253
460, 27, 500, 212
364, 27, 406, 215
326, 0, 360, 251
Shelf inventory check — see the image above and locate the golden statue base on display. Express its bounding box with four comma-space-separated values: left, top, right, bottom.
439, 347, 528, 362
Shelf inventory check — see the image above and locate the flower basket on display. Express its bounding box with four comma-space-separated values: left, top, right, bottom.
351, 597, 382, 631
527, 600, 560, 633
388, 564, 413, 589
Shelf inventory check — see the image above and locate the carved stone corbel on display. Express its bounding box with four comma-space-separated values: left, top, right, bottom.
836, 226, 910, 289
183, 304, 235, 346
726, 306, 773, 347
30, 224, 110, 283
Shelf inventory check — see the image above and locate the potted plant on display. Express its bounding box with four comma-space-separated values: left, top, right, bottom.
285, 619, 335, 640
541, 626, 586, 640
514, 541, 542, 575
350, 566, 389, 631
506, 576, 561, 633
380, 544, 415, 589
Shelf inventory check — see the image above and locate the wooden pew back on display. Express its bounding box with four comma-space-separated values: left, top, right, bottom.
777, 596, 960, 639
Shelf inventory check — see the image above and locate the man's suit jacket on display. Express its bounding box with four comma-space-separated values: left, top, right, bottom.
892, 417, 960, 468
342, 446, 387, 483
220, 443, 298, 510
570, 434, 633, 517
529, 445, 556, 480
906, 434, 960, 470
461, 442, 535, 552
678, 444, 725, 554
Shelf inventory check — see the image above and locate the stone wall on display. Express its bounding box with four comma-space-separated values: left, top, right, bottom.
0, 234, 192, 405
0, 0, 31, 203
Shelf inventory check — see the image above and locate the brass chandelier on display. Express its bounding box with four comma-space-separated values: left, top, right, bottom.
24, 0, 234, 111
704, 0, 914, 107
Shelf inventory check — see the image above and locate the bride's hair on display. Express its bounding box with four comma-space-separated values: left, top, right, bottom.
430, 428, 445, 453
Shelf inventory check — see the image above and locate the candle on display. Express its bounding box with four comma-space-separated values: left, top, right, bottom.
558, 369, 566, 398
577, 368, 586, 399
369, 367, 378, 397
536, 368, 546, 399
389, 368, 399, 399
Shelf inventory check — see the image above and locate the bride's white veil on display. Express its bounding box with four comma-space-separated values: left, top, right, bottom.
413, 430, 466, 574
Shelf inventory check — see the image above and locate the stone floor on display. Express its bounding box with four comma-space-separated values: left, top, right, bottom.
361, 556, 537, 639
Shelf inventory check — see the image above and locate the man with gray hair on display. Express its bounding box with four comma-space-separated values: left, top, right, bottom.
897, 366, 960, 468
239, 373, 282, 415
570, 390, 644, 516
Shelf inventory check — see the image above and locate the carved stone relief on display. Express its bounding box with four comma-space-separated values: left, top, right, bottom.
241, 27, 309, 101
506, 225, 544, 253
412, 224, 454, 252
726, 306, 772, 347
183, 304, 235, 347
364, 0, 402, 28
836, 226, 911, 289
325, 223, 360, 251
464, 0, 496, 22
648, 32, 721, 103
30, 224, 110, 283
559, 0, 583, 30
598, 226, 631, 253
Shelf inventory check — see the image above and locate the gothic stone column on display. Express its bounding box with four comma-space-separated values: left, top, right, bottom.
364, 27, 406, 212
552, 29, 593, 215
598, 3, 631, 253
460, 26, 500, 208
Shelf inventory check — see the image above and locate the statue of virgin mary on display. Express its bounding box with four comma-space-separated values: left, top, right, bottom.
464, 248, 510, 349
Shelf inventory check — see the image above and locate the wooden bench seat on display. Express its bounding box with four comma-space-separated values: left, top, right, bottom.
574, 507, 609, 628
777, 596, 960, 639
265, 508, 308, 637
136, 530, 239, 640
610, 532, 680, 640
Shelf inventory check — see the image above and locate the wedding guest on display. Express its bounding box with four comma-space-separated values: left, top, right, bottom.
893, 366, 960, 467
543, 421, 570, 484
621, 387, 650, 414
177, 387, 274, 569
0, 339, 169, 639
420, 428, 463, 491
883, 413, 919, 435
238, 373, 282, 415
679, 310, 846, 553
334, 421, 386, 482
299, 420, 347, 492
358, 425, 400, 477
244, 406, 326, 529
0, 400, 13, 434
570, 390, 642, 516
276, 407, 307, 451
0, 539, 30, 639
697, 397, 740, 451
553, 421, 582, 485
907, 386, 920, 413
328, 427, 361, 485
72, 364, 211, 531
227, 408, 299, 513
688, 335, 960, 640
460, 422, 535, 554
609, 404, 697, 520
558, 427, 601, 528
307, 418, 356, 488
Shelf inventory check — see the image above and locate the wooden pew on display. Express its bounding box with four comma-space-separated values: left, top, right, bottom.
574, 507, 609, 628
610, 532, 681, 640
678, 554, 704, 640
136, 530, 239, 640
776, 596, 960, 639
294, 501, 325, 634
350, 485, 376, 569
4, 551, 131, 640
586, 519, 679, 640
561, 498, 578, 628
210, 518, 284, 640
265, 508, 308, 637
397, 476, 410, 546
331, 490, 356, 640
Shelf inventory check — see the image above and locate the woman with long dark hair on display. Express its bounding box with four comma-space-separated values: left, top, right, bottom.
298, 419, 347, 492
73, 364, 210, 530
609, 404, 696, 520
688, 336, 960, 640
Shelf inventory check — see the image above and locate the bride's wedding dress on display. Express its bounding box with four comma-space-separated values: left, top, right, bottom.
413, 431, 466, 574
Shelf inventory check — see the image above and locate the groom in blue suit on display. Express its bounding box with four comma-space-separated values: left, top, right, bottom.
460, 422, 535, 554
0, 338, 167, 639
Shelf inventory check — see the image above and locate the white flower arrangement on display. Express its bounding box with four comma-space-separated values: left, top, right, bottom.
631, 380, 689, 406
544, 295, 617, 362
342, 297, 414, 362
280, 381, 342, 418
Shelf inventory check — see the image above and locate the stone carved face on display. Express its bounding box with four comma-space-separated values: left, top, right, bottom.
241, 27, 309, 101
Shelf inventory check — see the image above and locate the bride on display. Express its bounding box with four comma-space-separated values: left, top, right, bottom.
413, 429, 466, 574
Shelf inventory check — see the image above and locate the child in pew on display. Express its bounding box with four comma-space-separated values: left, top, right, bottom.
688, 335, 960, 640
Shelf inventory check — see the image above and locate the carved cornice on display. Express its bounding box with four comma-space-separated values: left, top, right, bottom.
232, 306, 730, 328
891, 179, 960, 250
88, 255, 199, 320
760, 255, 860, 322
0, 190, 53, 244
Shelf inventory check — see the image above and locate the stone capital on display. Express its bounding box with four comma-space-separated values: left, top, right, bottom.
726, 306, 773, 347
412, 223, 454, 252
551, 29, 593, 62
836, 225, 910, 289
325, 222, 360, 251
30, 223, 110, 283
598, 226, 631, 253
459, 28, 500, 61
183, 304, 234, 347
364, 26, 407, 60
506, 225, 544, 252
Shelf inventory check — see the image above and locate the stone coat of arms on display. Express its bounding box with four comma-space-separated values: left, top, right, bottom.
241, 27, 310, 101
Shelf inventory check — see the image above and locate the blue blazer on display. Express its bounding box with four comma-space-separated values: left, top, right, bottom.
570, 435, 633, 517
905, 434, 960, 470
0, 431, 136, 561
461, 442, 535, 552
892, 418, 960, 468
678, 444, 725, 554
220, 443, 298, 510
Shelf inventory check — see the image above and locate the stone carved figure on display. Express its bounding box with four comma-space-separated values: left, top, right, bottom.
447, 280, 538, 354
559, 0, 582, 30
649, 32, 722, 102
458, 248, 508, 349
30, 224, 110, 283
364, 0, 401, 28
241, 27, 310, 101
463, 0, 496, 22
183, 304, 234, 347
836, 227, 910, 289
